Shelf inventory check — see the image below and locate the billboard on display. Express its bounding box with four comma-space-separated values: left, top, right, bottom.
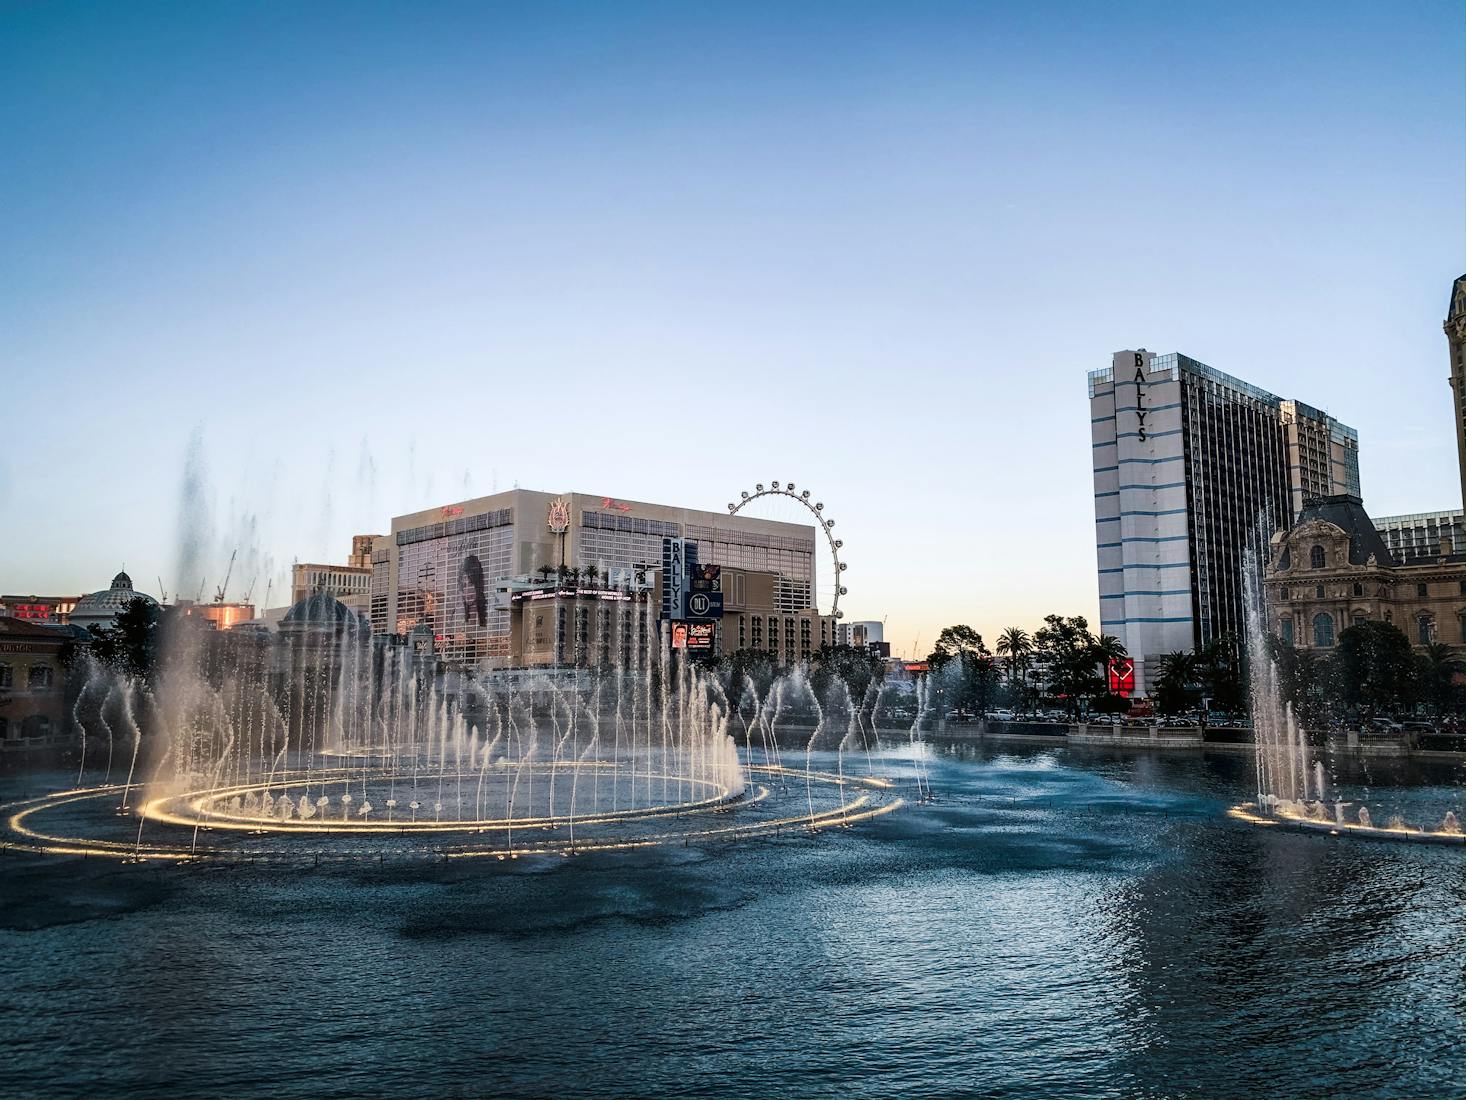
1107, 657, 1136, 698
686, 562, 723, 621
668, 621, 715, 652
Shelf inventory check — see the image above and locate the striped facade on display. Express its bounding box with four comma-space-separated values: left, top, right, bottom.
1090, 349, 1359, 693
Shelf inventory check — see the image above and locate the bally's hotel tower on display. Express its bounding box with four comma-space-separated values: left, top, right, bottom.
1090, 350, 1359, 691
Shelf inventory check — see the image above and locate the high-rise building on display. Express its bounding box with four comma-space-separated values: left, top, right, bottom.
1090, 349, 1359, 691
1445, 274, 1466, 509
373, 490, 818, 668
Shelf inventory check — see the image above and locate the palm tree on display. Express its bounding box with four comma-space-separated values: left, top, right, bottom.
536, 565, 555, 584
1153, 650, 1197, 716
582, 564, 600, 588
995, 627, 1032, 685
1092, 633, 1128, 669
1420, 642, 1463, 715
1154, 650, 1196, 689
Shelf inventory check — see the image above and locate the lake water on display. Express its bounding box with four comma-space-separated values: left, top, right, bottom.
3, 744, 1463, 1099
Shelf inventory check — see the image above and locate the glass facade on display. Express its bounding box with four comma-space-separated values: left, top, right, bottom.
394, 510, 515, 663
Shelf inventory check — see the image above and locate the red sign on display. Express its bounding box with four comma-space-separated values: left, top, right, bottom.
600, 497, 631, 513
441, 506, 463, 518
1107, 657, 1136, 697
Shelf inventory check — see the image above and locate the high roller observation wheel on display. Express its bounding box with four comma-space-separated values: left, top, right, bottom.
726, 481, 847, 620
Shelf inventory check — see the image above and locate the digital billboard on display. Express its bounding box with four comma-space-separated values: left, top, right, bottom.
1107, 657, 1136, 698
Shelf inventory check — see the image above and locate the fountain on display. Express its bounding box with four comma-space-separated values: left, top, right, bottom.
1231, 547, 1465, 846
2, 594, 904, 863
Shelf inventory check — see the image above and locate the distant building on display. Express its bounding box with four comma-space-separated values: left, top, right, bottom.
374, 490, 817, 669
0, 594, 81, 625
1443, 274, 1466, 510
1090, 349, 1359, 691
70, 571, 158, 632
175, 601, 257, 631
1265, 495, 1466, 652
0, 617, 71, 750
1370, 509, 1466, 561
291, 534, 381, 622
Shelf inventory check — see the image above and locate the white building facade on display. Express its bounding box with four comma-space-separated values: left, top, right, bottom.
1090, 349, 1359, 692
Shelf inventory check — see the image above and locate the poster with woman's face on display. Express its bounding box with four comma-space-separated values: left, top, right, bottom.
459, 554, 487, 628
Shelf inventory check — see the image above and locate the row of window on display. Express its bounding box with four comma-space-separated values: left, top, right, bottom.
0, 664, 54, 690
0, 715, 54, 739
1280, 611, 1456, 648
1280, 579, 1466, 600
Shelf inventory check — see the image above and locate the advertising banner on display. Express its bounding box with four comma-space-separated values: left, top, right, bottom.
1107, 657, 1136, 698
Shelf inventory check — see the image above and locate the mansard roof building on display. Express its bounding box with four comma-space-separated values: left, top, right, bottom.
1265, 494, 1466, 651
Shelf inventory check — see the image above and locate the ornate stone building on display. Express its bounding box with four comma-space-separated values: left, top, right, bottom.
1265, 495, 1466, 651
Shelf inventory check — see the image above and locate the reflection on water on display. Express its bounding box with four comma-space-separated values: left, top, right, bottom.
3, 746, 1464, 1099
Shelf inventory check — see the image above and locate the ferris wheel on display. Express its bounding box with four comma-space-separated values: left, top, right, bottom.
726, 481, 846, 620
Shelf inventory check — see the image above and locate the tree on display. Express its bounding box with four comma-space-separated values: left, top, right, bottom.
582, 565, 600, 588
85, 597, 167, 684
995, 626, 1032, 689
1417, 642, 1463, 715
536, 565, 556, 584
810, 643, 886, 706
716, 648, 782, 714
1031, 614, 1117, 719
926, 625, 997, 715
1336, 620, 1418, 713
1152, 651, 1198, 716
1198, 634, 1244, 715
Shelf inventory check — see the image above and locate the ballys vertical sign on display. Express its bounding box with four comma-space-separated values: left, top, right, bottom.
1132, 351, 1148, 442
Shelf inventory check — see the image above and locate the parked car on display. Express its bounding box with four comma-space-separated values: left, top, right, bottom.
986, 709, 1016, 722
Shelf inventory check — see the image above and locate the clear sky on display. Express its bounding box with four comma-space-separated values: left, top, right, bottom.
2, 1, 1462, 657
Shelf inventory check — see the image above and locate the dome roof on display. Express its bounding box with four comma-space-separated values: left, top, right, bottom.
72, 570, 157, 626
281, 591, 362, 629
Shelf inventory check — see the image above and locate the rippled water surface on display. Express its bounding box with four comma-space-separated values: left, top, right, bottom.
3, 745, 1464, 1100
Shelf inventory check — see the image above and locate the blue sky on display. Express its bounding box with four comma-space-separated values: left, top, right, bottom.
2, 1, 1462, 655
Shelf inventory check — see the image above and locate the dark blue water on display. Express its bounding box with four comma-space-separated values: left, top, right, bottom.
3, 745, 1464, 1100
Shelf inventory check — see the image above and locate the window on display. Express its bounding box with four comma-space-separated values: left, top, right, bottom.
1459, 579, 1466, 597
0, 663, 10, 689
1279, 617, 1294, 646
1315, 585, 1324, 599
21, 715, 51, 738
1352, 582, 1363, 597
27, 665, 53, 690
1352, 611, 1367, 627
1310, 545, 1326, 569
1313, 613, 1335, 648
1280, 586, 1290, 600
1417, 582, 1428, 599
1418, 616, 1434, 645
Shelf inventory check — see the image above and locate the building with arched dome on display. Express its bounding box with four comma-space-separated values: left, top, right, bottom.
70, 571, 158, 632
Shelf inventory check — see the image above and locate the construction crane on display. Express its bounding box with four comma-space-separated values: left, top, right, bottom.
214, 550, 237, 604
242, 573, 258, 604
157, 577, 169, 604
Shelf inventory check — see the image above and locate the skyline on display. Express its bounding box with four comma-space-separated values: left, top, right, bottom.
3, 2, 1464, 657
